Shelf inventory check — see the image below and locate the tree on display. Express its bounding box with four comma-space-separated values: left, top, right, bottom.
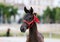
49, 8, 56, 23
0, 3, 18, 23
10, 7, 18, 22
43, 6, 52, 23
55, 7, 60, 23
43, 7, 60, 23
3, 5, 14, 23
0, 4, 5, 23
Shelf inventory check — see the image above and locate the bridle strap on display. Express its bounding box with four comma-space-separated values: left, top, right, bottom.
23, 20, 34, 26
23, 15, 40, 28
23, 15, 35, 28
23, 20, 34, 28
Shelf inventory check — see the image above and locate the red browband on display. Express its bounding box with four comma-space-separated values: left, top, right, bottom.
23, 15, 40, 28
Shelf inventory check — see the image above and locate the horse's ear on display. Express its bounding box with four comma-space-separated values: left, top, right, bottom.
24, 7, 29, 13
30, 7, 33, 14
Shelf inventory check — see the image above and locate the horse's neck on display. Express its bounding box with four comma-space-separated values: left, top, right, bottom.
29, 22, 38, 42
29, 22, 37, 34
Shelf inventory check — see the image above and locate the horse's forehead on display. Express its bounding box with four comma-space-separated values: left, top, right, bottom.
25, 13, 32, 16
27, 13, 31, 15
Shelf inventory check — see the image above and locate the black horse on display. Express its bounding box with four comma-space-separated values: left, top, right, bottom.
20, 7, 44, 42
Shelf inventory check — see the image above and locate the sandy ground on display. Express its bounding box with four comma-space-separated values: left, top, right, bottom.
0, 37, 60, 42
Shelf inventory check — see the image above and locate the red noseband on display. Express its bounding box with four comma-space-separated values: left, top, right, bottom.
23, 15, 40, 28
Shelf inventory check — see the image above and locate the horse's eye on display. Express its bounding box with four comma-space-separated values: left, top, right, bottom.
29, 17, 32, 19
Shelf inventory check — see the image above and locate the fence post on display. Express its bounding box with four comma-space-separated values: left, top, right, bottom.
49, 32, 52, 38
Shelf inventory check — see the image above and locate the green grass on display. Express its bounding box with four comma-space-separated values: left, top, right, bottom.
52, 33, 60, 39
42, 33, 60, 39
0, 31, 60, 39
42, 33, 49, 38
0, 31, 13, 37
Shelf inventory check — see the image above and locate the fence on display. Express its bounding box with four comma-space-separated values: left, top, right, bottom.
37, 24, 60, 38
0, 24, 60, 37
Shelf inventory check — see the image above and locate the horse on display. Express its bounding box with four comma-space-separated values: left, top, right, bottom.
20, 7, 44, 42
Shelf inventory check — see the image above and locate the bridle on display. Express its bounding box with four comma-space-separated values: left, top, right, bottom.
23, 15, 40, 28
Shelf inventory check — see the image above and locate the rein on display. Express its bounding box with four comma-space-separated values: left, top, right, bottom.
23, 15, 40, 28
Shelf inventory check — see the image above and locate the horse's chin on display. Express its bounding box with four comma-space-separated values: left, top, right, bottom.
20, 30, 26, 33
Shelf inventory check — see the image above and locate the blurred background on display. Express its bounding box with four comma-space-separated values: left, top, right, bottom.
0, 0, 60, 42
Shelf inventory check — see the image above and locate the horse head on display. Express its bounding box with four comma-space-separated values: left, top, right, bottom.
20, 7, 39, 32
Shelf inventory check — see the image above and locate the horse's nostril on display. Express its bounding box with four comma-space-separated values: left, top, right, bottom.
20, 27, 26, 32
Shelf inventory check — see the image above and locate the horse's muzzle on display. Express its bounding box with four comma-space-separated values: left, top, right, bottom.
20, 26, 26, 32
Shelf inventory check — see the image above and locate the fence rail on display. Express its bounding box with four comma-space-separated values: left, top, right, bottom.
0, 24, 60, 33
